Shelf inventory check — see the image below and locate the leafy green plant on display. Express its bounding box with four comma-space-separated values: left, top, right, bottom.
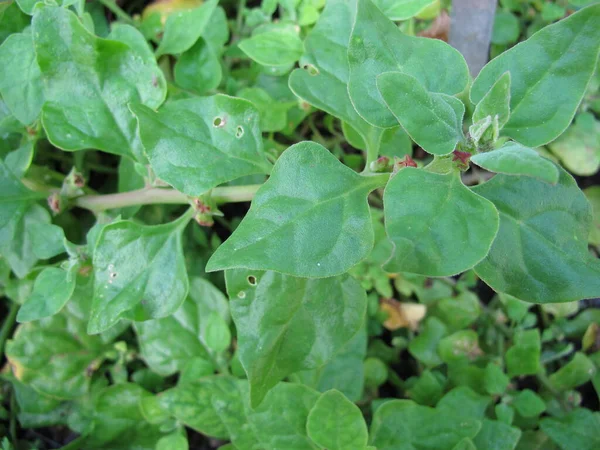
1, 0, 600, 449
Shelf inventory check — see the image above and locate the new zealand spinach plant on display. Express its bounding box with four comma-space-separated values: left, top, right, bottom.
1, 0, 600, 449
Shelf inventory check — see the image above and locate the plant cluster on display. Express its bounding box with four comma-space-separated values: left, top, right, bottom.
0, 0, 599, 449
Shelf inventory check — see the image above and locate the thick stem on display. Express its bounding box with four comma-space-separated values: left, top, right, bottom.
74, 185, 262, 212
0, 301, 19, 356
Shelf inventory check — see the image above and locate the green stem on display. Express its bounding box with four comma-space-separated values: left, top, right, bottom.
364, 129, 382, 168
0, 302, 19, 357
98, 0, 135, 25
57, 435, 88, 450
74, 185, 262, 213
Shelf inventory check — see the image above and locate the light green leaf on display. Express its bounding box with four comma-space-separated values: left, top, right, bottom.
484, 363, 509, 395
239, 29, 304, 67
377, 72, 464, 155
472, 72, 511, 130
471, 142, 559, 183
437, 387, 490, 420
5, 141, 34, 178
33, 7, 166, 159
17, 267, 77, 322
348, 0, 469, 127
541, 408, 600, 450
0, 30, 43, 125
547, 112, 600, 176
204, 311, 231, 354
471, 4, 600, 147
88, 212, 190, 334
472, 168, 600, 303
408, 317, 447, 367
373, 0, 436, 20
307, 390, 368, 450
505, 329, 541, 377
134, 277, 229, 376
155, 0, 218, 57
9, 377, 70, 428
438, 330, 481, 363
512, 389, 546, 418
238, 87, 296, 132
472, 419, 521, 450
174, 37, 222, 95
289, 0, 383, 151
584, 186, 600, 246
225, 269, 367, 407
549, 352, 596, 391
156, 433, 188, 450
369, 400, 481, 449
383, 168, 499, 276
27, 222, 66, 260
491, 12, 520, 45
132, 95, 271, 197
435, 291, 481, 332
207, 142, 388, 278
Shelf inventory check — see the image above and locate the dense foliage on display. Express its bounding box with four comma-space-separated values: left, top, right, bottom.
1, 0, 599, 449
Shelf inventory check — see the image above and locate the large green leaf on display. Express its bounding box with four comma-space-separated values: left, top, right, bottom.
471, 4, 600, 147
134, 277, 229, 376
373, 0, 436, 20
369, 400, 481, 449
174, 37, 222, 95
473, 168, 600, 303
88, 212, 191, 334
32, 7, 166, 159
470, 142, 559, 184
225, 269, 367, 407
377, 72, 465, 156
541, 408, 600, 450
348, 0, 469, 128
207, 142, 388, 278
132, 95, 271, 197
0, 30, 43, 125
383, 168, 499, 276
307, 390, 368, 450
155, 0, 218, 57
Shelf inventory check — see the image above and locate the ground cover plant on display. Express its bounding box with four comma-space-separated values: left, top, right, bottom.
1, 0, 600, 448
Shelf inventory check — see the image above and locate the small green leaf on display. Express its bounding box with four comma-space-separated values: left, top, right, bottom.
204, 312, 231, 354
511, 389, 546, 418
0, 2, 29, 45
472, 419, 521, 450
156, 433, 188, 450
435, 292, 481, 332
369, 400, 481, 449
238, 87, 296, 132
505, 329, 541, 377
155, 0, 218, 57
584, 186, 600, 246
438, 330, 481, 364
484, 363, 509, 395
17, 267, 77, 322
383, 168, 499, 276
549, 352, 596, 391
239, 29, 304, 67
373, 0, 437, 20
407, 370, 444, 406
408, 317, 447, 367
377, 72, 465, 156
491, 12, 520, 45
207, 142, 388, 278
471, 142, 559, 184
348, 0, 469, 127
471, 4, 600, 147
307, 390, 368, 450
0, 30, 43, 125
174, 37, 222, 95
473, 168, 600, 303
134, 277, 229, 376
472, 72, 511, 130
33, 7, 166, 159
541, 408, 600, 450
88, 212, 190, 334
225, 269, 367, 407
437, 387, 491, 420
132, 95, 271, 197
28, 222, 66, 260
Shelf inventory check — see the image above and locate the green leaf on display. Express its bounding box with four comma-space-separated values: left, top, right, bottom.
484, 363, 510, 395
408, 317, 447, 367
239, 29, 304, 67
541, 408, 600, 450
28, 222, 66, 260
471, 142, 559, 184
472, 168, 600, 303
407, 370, 444, 406
549, 352, 596, 391
33, 7, 166, 159
471, 5, 600, 147
373, 0, 436, 20
348, 0, 469, 127
511, 389, 546, 418
207, 142, 388, 278
472, 419, 522, 450
288, 0, 384, 152
225, 269, 367, 407
0, 2, 29, 45
383, 168, 499, 276
134, 277, 229, 376
156, 433, 188, 450
547, 112, 600, 176
369, 400, 481, 449
438, 330, 481, 364
155, 0, 218, 57
492, 12, 520, 45
131, 95, 271, 197
5, 308, 108, 399
17, 266, 77, 322
377, 72, 465, 156
437, 387, 491, 420
238, 87, 296, 132
88, 212, 190, 334
584, 186, 600, 246
9, 377, 70, 428
505, 329, 541, 377
204, 311, 231, 354
174, 37, 222, 95
0, 30, 43, 125
434, 291, 481, 332
472, 72, 511, 130
307, 390, 368, 450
